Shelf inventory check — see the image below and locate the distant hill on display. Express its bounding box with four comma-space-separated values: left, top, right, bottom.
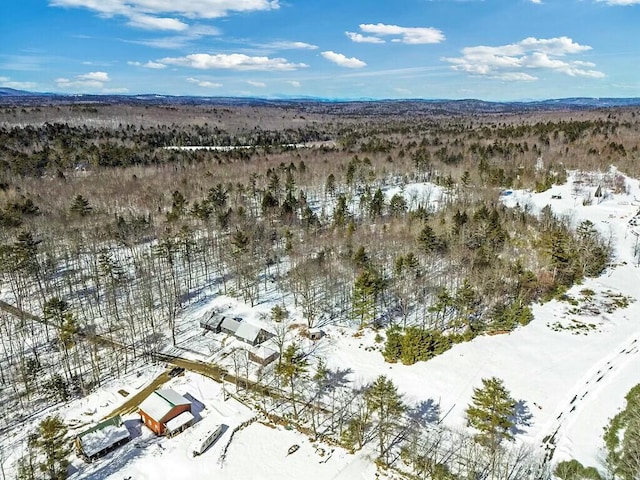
0, 89, 638, 113
0, 87, 37, 96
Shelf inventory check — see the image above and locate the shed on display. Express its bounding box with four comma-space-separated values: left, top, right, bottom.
220, 316, 243, 336
235, 322, 271, 346
200, 312, 224, 332
308, 328, 324, 341
139, 389, 192, 436
75, 415, 130, 462
249, 346, 279, 366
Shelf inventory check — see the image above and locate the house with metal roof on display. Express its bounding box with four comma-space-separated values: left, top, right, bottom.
235, 322, 272, 346
219, 316, 243, 336
75, 415, 130, 462
200, 311, 225, 332
139, 389, 192, 436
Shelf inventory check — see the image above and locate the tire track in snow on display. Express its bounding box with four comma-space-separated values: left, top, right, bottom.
539, 336, 639, 463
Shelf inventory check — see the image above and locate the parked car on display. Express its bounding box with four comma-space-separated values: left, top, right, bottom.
168, 366, 185, 377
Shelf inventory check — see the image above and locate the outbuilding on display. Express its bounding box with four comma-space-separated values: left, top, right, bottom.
139, 389, 192, 436
249, 345, 279, 366
308, 328, 324, 341
75, 415, 130, 462
165, 410, 195, 437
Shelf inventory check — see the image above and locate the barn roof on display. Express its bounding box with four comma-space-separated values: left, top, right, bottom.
139, 389, 190, 422
235, 322, 262, 343
158, 389, 191, 406
77, 415, 129, 458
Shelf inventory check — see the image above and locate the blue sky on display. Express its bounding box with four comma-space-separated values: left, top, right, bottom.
1, 0, 639, 100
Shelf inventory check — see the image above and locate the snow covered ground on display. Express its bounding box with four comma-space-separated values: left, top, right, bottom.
64, 372, 377, 480
325, 169, 640, 469
2, 170, 640, 477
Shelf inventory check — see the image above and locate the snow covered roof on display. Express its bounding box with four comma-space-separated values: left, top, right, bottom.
78, 416, 130, 458
251, 345, 278, 361
157, 389, 191, 407
139, 389, 190, 422
220, 316, 243, 334
165, 410, 195, 433
200, 312, 224, 328
235, 322, 263, 343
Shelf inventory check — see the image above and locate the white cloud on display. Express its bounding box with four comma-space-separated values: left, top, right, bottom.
0, 77, 38, 90
358, 23, 445, 44
129, 25, 221, 49
493, 72, 538, 81
247, 80, 266, 87
394, 88, 412, 94
528, 0, 542, 3
596, 0, 640, 4
127, 13, 188, 31
50, 0, 279, 31
129, 60, 167, 69
263, 41, 318, 50
519, 36, 591, 55
56, 77, 104, 89
131, 37, 194, 49
144, 61, 167, 69
345, 32, 385, 44
186, 77, 222, 88
444, 36, 604, 80
321, 51, 366, 68
158, 53, 307, 71
287, 80, 301, 87
78, 71, 109, 81
55, 71, 120, 91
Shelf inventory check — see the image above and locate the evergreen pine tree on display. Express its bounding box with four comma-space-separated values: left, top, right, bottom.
69, 194, 92, 217
388, 194, 407, 217
34, 415, 70, 480
352, 268, 384, 328
466, 377, 516, 455
369, 188, 385, 218
365, 375, 406, 464
276, 343, 309, 419
383, 327, 402, 362
325, 173, 336, 198
333, 194, 349, 227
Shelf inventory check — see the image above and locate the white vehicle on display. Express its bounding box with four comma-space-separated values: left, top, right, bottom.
192, 424, 225, 456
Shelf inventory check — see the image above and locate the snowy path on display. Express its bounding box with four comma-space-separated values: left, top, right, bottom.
539, 335, 640, 462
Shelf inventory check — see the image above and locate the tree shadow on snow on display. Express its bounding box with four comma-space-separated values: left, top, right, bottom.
407, 399, 441, 426
509, 399, 533, 436
384, 400, 441, 467
325, 367, 352, 389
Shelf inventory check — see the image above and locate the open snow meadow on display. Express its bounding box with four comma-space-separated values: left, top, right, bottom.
1, 167, 639, 479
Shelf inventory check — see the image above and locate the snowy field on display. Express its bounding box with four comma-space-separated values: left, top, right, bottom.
2, 169, 640, 478
326, 169, 640, 468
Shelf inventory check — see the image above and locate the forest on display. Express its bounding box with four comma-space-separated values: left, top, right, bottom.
0, 101, 639, 479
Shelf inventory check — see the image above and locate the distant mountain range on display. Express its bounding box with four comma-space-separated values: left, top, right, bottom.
1, 87, 639, 113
